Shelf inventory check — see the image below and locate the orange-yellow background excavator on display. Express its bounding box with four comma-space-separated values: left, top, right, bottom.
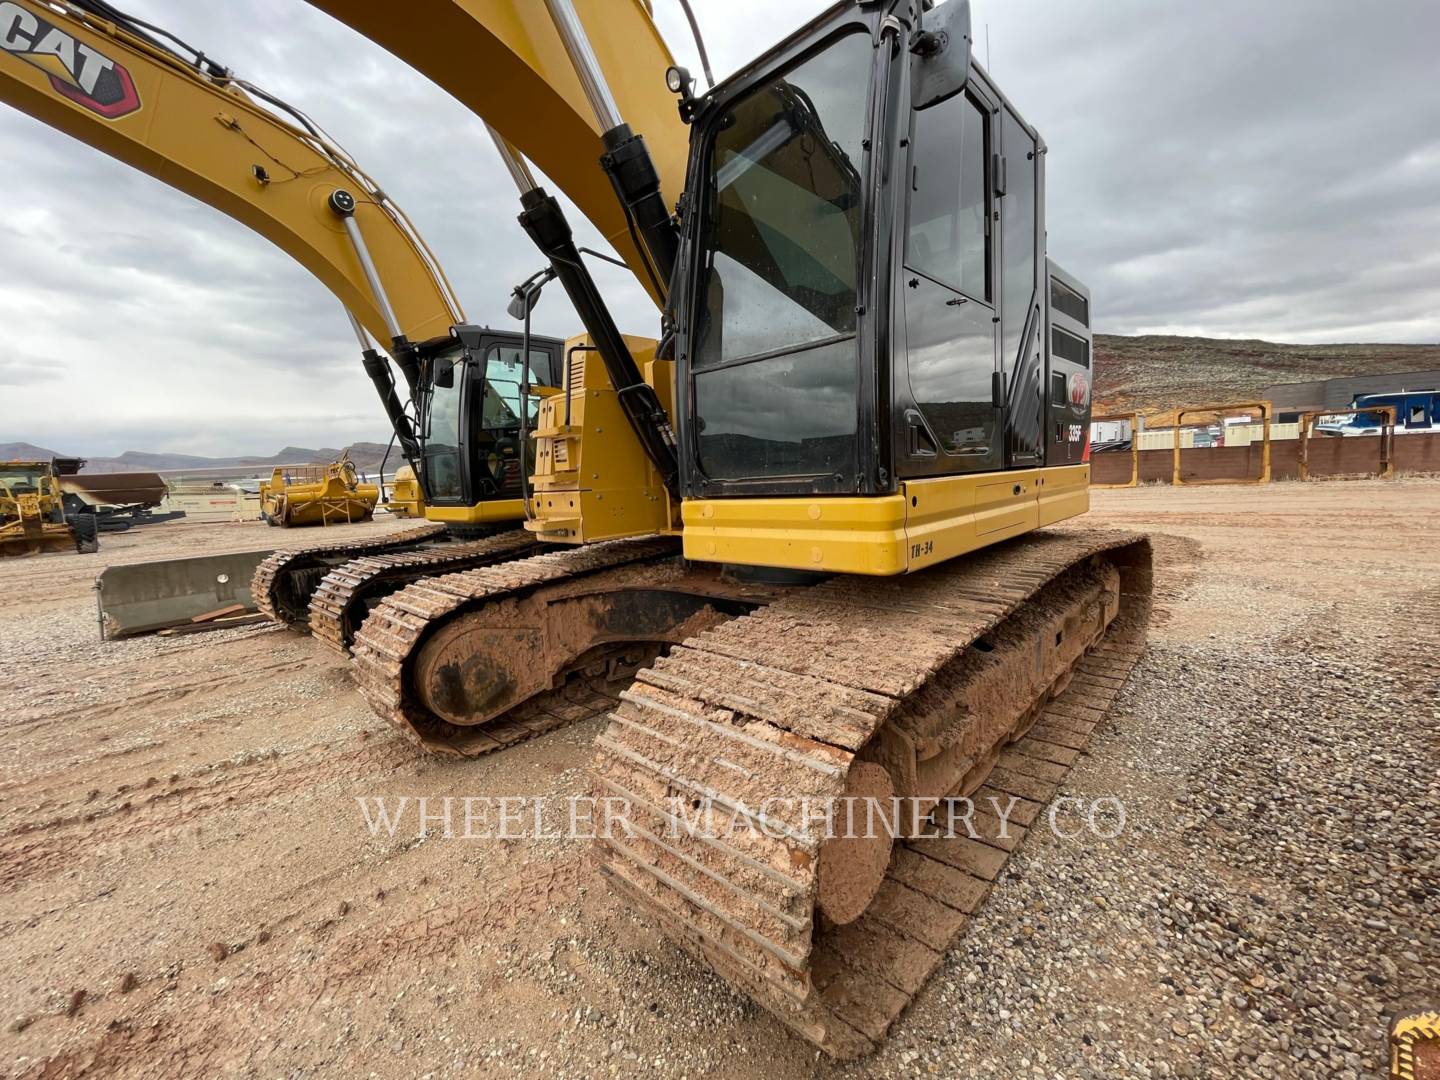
0, 0, 570, 633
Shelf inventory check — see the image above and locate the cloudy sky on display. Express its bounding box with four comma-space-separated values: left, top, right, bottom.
3, 0, 1437, 456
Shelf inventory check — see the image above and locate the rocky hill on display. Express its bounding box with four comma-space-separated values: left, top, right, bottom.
0, 441, 395, 474
0, 442, 64, 462
1093, 335, 1440, 415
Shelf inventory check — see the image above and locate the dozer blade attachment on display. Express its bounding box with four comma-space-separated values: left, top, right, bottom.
95, 550, 273, 639
1, 533, 76, 558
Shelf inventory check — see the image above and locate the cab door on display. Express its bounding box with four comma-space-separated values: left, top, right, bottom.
894, 88, 1001, 477
421, 348, 469, 506
996, 108, 1045, 466
465, 334, 562, 499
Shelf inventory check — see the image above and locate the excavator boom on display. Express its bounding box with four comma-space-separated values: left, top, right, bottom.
302, 0, 688, 306
0, 0, 462, 350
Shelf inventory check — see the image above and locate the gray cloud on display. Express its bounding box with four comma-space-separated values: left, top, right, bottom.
991, 0, 1440, 342
0, 355, 64, 387
0, 0, 1436, 456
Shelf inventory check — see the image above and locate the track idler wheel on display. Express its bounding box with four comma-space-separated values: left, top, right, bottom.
816, 761, 894, 926
409, 585, 751, 729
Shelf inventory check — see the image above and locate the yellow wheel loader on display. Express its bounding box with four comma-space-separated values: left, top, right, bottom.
308, 0, 1153, 1057
1, 460, 99, 556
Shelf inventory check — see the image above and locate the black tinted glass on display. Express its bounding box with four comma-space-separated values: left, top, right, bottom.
907, 93, 988, 300
1050, 277, 1089, 326
1051, 327, 1090, 368
695, 339, 857, 480
424, 362, 465, 501
999, 111, 1036, 369
694, 33, 870, 368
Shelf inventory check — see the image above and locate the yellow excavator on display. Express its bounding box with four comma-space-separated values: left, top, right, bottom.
0, 0, 572, 643
9, 0, 1154, 1056
298, 0, 1153, 1057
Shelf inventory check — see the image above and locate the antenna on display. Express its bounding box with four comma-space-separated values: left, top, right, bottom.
986, 23, 991, 70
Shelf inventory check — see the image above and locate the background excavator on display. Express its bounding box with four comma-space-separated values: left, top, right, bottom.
0, 0, 577, 644
300, 0, 1154, 1058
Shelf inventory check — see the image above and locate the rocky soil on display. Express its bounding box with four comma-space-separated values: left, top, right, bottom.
1, 483, 1436, 1078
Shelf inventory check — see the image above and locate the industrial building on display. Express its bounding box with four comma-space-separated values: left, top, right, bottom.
1263, 369, 1440, 422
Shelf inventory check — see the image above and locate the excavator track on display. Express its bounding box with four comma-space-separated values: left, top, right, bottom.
591, 529, 1153, 1059
350, 536, 701, 757
306, 530, 541, 655
251, 522, 448, 626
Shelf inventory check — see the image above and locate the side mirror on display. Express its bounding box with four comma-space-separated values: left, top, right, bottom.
434, 357, 456, 389
911, 0, 973, 110
507, 278, 550, 321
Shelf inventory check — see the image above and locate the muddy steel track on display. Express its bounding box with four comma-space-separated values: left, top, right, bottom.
591, 529, 1153, 1058
350, 537, 686, 756
306, 530, 540, 654
251, 522, 448, 625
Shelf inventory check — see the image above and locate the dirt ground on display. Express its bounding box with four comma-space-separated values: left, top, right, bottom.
1, 482, 1436, 1078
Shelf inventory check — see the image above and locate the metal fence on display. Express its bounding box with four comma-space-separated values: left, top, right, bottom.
1173, 403, 1271, 485
1090, 401, 1440, 485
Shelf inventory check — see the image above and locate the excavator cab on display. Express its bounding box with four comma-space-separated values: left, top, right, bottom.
668, 0, 1094, 572
411, 329, 562, 530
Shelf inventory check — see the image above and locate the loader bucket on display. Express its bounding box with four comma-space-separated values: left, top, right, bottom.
95, 550, 275, 639
1, 528, 77, 557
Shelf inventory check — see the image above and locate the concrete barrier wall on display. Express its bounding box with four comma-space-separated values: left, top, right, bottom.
160, 490, 263, 522
1092, 431, 1440, 484
1135, 423, 1302, 451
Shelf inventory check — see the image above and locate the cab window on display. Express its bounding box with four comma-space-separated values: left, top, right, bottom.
906, 92, 990, 300
483, 345, 553, 428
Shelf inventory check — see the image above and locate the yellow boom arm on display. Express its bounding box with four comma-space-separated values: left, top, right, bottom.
0, 0, 463, 349
303, 0, 689, 307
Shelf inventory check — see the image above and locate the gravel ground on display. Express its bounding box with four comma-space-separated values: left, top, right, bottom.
867, 624, 1437, 1079
0, 483, 1436, 1078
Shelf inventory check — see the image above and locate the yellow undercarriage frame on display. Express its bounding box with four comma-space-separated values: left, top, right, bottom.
423, 499, 528, 528
681, 465, 1091, 576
